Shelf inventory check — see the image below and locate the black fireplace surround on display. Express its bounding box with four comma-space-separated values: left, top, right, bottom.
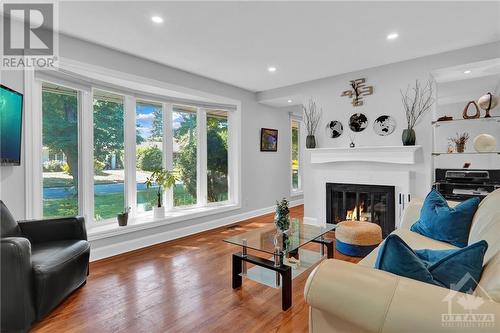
326, 183, 395, 237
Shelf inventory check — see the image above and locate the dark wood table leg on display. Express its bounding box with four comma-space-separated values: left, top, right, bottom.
312, 237, 334, 259
232, 253, 242, 289
232, 252, 292, 310
325, 240, 334, 259
281, 268, 292, 311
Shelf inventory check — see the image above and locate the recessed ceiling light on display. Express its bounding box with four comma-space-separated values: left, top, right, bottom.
151, 16, 164, 24
464, 70, 472, 74
386, 33, 399, 40
287, 99, 292, 103
267, 66, 277, 73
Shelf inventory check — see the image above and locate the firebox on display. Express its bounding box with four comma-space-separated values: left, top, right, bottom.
326, 183, 395, 237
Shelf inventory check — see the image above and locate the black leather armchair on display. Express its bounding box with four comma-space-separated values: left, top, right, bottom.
1, 201, 90, 333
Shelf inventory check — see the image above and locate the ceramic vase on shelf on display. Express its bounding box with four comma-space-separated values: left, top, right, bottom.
306, 135, 316, 148
274, 198, 290, 233
402, 128, 416, 146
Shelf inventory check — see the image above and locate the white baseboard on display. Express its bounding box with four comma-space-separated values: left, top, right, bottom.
90, 199, 303, 261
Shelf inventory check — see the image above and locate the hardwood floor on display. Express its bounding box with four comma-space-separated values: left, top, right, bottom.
31, 205, 360, 333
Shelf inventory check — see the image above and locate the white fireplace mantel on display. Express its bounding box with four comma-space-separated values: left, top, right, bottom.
307, 146, 422, 165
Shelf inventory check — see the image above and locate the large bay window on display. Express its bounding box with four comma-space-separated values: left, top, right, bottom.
32, 68, 238, 228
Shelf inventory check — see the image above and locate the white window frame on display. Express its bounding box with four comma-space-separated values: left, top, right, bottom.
30, 74, 92, 220
290, 114, 303, 196
25, 60, 241, 232
132, 98, 167, 215
204, 108, 232, 207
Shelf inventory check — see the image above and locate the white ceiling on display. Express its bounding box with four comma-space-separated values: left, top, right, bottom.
58, 1, 500, 92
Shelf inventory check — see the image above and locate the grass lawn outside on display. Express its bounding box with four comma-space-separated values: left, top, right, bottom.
43, 184, 200, 219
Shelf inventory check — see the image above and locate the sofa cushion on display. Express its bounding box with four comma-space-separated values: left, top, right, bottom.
359, 228, 457, 267
31, 240, 90, 319
410, 190, 479, 247
375, 235, 488, 293
0, 200, 21, 238
417, 240, 488, 292
374, 235, 436, 286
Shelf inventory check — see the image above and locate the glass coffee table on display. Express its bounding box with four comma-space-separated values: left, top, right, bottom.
224, 218, 336, 310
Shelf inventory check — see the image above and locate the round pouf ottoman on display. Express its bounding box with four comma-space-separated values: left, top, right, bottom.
335, 221, 382, 257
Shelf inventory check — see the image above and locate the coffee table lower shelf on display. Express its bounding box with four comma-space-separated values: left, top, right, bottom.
232, 238, 333, 311
241, 249, 322, 288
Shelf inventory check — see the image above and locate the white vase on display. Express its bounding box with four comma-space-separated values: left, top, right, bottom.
153, 206, 165, 219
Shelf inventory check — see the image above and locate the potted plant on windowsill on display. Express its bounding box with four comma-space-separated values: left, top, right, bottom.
145, 168, 176, 219
117, 206, 131, 226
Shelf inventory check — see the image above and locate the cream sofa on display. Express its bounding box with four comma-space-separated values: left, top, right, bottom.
304, 189, 500, 333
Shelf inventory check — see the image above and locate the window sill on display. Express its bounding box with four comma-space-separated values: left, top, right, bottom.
87, 203, 241, 241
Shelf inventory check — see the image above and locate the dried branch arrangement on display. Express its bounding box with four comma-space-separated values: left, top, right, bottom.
302, 98, 322, 136
400, 78, 435, 130
449, 132, 470, 146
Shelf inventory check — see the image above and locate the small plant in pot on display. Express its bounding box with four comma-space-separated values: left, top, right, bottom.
275, 198, 290, 233
400, 78, 435, 145
145, 168, 176, 219
302, 98, 322, 148
117, 207, 131, 227
449, 132, 470, 153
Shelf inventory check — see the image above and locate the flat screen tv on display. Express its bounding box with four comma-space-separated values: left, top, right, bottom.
0, 84, 23, 166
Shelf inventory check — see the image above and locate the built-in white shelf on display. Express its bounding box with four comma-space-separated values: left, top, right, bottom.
307, 146, 422, 165
432, 152, 500, 156
432, 116, 500, 126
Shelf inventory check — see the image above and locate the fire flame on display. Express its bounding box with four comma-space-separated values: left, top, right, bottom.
346, 201, 370, 221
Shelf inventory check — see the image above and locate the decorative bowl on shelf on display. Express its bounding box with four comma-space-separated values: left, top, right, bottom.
437, 116, 453, 122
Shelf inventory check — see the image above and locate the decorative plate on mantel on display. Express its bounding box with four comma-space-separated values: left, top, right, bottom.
373, 115, 396, 136
328, 120, 343, 138
349, 113, 368, 132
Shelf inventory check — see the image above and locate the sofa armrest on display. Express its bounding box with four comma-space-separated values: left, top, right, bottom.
305, 259, 500, 333
400, 199, 423, 229
1, 237, 36, 331
19, 216, 87, 243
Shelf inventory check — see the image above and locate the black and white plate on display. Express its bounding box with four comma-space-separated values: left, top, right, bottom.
373, 115, 396, 136
349, 113, 368, 132
328, 120, 343, 138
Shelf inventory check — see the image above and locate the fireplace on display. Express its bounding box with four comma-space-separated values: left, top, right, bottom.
326, 183, 395, 237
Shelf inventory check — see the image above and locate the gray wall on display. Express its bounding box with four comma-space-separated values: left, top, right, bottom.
1, 34, 302, 224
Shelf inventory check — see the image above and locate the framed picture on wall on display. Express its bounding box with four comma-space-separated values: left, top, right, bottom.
260, 128, 278, 152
